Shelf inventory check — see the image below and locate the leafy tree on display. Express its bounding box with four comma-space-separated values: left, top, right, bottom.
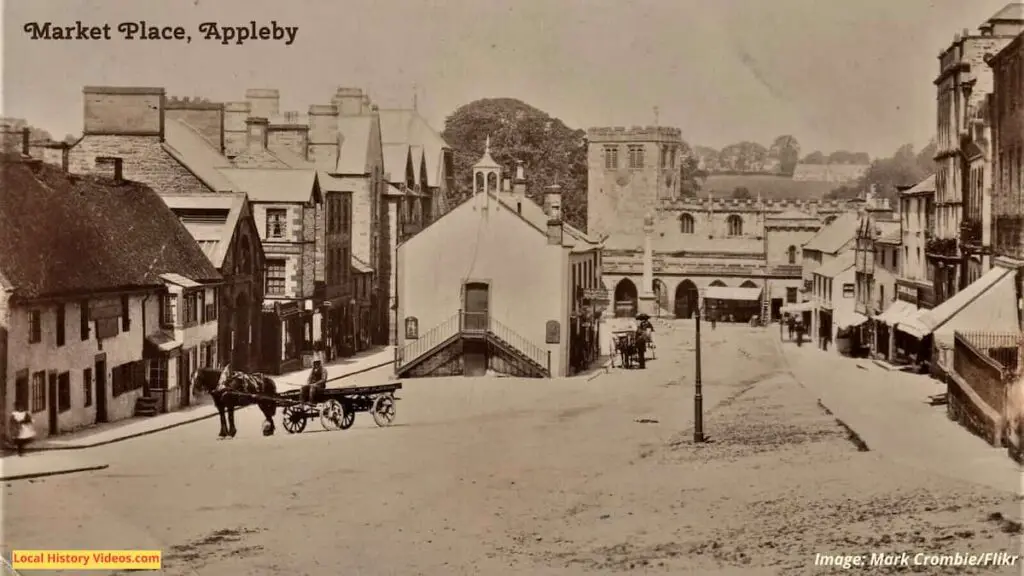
694, 146, 720, 171
732, 186, 752, 199
679, 141, 706, 197
442, 98, 588, 230
801, 151, 826, 164
827, 150, 870, 165
63, 134, 78, 145
769, 135, 801, 175
719, 141, 768, 171
827, 142, 935, 201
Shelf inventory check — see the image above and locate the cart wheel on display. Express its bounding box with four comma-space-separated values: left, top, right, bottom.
282, 405, 307, 434
339, 403, 356, 430
319, 399, 345, 431
372, 394, 396, 427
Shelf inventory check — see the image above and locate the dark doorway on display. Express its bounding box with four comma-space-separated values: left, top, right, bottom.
233, 294, 250, 371
463, 282, 489, 331
614, 279, 638, 318
674, 280, 699, 319
94, 357, 108, 423
463, 340, 488, 376
47, 372, 58, 434
181, 351, 191, 408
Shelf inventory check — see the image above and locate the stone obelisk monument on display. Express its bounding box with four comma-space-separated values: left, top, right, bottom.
638, 212, 658, 316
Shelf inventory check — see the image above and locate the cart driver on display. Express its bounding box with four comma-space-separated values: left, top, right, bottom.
301, 357, 328, 405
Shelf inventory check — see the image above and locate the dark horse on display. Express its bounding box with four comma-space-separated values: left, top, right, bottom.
192, 365, 278, 439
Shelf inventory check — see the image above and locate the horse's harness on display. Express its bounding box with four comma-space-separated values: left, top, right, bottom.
214, 371, 264, 397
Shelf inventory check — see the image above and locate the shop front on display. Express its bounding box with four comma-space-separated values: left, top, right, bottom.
702, 285, 763, 324
571, 290, 609, 374
260, 300, 310, 374
320, 296, 351, 362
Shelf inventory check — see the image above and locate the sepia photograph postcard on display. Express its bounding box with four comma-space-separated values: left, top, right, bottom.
1, 0, 1023, 573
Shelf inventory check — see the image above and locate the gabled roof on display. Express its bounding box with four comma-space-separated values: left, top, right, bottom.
378, 109, 450, 188
0, 157, 221, 300
901, 174, 935, 196
813, 250, 855, 278
988, 2, 1023, 22
410, 145, 424, 188
803, 211, 858, 254
162, 119, 237, 192
382, 143, 410, 183
161, 192, 247, 268
336, 116, 374, 174
216, 168, 321, 204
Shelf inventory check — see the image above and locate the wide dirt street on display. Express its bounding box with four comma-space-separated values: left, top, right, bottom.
4, 321, 1022, 575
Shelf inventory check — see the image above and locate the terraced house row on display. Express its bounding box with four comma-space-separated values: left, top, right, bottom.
0, 84, 453, 439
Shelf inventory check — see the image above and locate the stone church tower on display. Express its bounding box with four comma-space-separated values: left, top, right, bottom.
586, 126, 683, 239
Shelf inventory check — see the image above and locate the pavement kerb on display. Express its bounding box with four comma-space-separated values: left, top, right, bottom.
21, 359, 398, 453
0, 464, 110, 482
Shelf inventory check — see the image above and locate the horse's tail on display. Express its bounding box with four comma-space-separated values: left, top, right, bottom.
261, 376, 279, 416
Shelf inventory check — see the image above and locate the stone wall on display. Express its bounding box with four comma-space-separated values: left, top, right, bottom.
82, 86, 163, 136
164, 103, 223, 151
67, 134, 210, 195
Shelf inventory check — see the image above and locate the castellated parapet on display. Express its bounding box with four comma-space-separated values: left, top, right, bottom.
658, 197, 851, 213
586, 126, 682, 143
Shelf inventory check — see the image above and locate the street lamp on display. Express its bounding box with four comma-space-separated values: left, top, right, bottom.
694, 295, 705, 443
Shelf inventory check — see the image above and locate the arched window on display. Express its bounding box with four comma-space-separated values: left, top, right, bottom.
680, 213, 695, 234
475, 172, 485, 194
727, 214, 743, 236
788, 245, 797, 264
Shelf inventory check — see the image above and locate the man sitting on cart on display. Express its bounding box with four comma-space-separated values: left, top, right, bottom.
301, 356, 328, 405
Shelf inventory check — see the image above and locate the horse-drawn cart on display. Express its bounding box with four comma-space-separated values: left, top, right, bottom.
277, 382, 402, 434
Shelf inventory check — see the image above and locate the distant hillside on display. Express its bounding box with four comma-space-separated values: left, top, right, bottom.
701, 174, 837, 200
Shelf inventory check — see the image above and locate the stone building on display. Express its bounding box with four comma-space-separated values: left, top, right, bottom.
960, 93, 995, 283
65, 87, 268, 373
854, 213, 901, 359
989, 28, 1024, 267
588, 125, 882, 324
0, 155, 222, 439
394, 141, 602, 378
931, 4, 1024, 305
379, 106, 454, 343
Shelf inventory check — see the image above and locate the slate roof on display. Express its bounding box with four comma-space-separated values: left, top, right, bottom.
813, 250, 856, 278
161, 192, 247, 268
0, 157, 221, 300
382, 143, 410, 183
901, 175, 935, 196
336, 116, 374, 174
162, 119, 237, 192
988, 2, 1024, 22
378, 109, 450, 188
491, 193, 600, 250
802, 211, 858, 254
215, 168, 320, 203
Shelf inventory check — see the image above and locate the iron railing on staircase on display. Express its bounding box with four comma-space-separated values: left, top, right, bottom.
489, 316, 551, 374
396, 310, 552, 375
395, 311, 461, 368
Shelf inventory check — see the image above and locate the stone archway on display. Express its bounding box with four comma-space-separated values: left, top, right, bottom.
709, 280, 727, 287
740, 280, 758, 288
674, 279, 699, 319
613, 278, 638, 318
653, 279, 669, 314
233, 292, 250, 371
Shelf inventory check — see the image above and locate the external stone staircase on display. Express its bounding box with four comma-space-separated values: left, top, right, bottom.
396, 311, 550, 378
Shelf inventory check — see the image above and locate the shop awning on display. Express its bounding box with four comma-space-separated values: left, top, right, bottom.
835, 308, 869, 330
897, 265, 1016, 340
704, 286, 762, 301
780, 301, 814, 314
875, 300, 919, 325
144, 331, 182, 355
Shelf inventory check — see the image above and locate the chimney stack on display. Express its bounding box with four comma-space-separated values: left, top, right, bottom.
333, 87, 364, 116
246, 117, 269, 153
223, 101, 252, 157
360, 95, 372, 115
95, 156, 124, 184
245, 89, 280, 120
545, 184, 563, 245
21, 127, 29, 156
308, 104, 339, 170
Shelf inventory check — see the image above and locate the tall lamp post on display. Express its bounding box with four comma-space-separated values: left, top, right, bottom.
694, 293, 705, 443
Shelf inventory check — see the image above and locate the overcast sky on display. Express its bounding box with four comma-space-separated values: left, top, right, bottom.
2, 0, 1018, 158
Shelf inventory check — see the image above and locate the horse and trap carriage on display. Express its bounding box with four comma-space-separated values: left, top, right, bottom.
192, 364, 402, 438
609, 314, 656, 369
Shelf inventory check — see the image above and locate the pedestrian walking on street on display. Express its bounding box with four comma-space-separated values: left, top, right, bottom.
635, 326, 648, 369
786, 315, 794, 340
795, 321, 804, 347
8, 404, 36, 456
302, 357, 328, 405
